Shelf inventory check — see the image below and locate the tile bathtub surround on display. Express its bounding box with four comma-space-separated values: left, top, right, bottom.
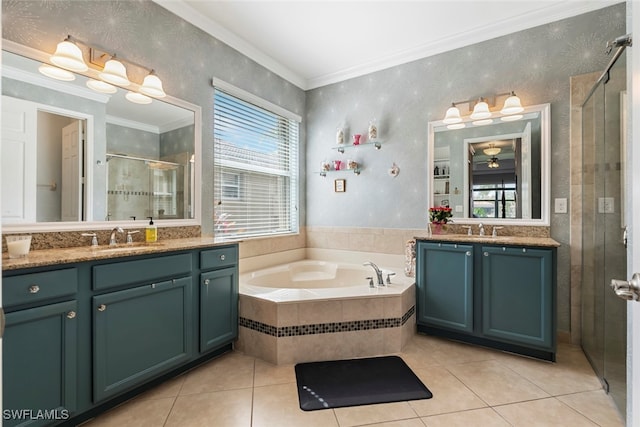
1, 225, 201, 252
237, 287, 416, 365
83, 335, 624, 427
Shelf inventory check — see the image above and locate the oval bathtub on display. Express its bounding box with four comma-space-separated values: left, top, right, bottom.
237, 259, 416, 364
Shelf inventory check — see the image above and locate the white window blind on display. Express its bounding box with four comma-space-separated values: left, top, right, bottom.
213, 87, 299, 240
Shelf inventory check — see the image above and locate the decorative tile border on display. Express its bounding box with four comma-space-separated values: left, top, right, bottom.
240, 305, 415, 338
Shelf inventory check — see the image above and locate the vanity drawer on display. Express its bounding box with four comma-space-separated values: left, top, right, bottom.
200, 246, 238, 270
3, 268, 78, 308
93, 253, 192, 291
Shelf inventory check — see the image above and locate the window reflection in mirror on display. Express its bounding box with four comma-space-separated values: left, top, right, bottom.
429, 104, 550, 225
1, 48, 198, 227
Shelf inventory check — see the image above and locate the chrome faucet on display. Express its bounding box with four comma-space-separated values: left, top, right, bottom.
478, 223, 485, 236
492, 226, 504, 238
363, 261, 385, 286
109, 227, 124, 246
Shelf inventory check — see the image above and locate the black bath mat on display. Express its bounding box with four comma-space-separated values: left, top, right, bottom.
294, 355, 432, 411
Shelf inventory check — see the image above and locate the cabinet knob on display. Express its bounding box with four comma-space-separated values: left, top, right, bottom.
522, 248, 527, 253
220, 254, 226, 261
483, 252, 489, 257
67, 311, 76, 319
97, 304, 107, 312
203, 279, 210, 286
466, 251, 471, 256
28, 285, 40, 294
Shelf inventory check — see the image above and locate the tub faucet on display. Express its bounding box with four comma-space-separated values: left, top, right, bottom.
109, 227, 124, 246
363, 261, 384, 286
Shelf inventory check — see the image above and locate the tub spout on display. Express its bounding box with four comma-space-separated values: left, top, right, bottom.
363, 261, 385, 286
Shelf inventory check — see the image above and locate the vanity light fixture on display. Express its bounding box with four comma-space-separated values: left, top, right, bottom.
139, 70, 166, 98
99, 56, 130, 86
470, 98, 491, 120
37, 34, 166, 103
86, 79, 117, 94
125, 91, 152, 105
441, 91, 525, 125
38, 64, 75, 81
500, 92, 524, 115
443, 103, 462, 124
50, 36, 88, 72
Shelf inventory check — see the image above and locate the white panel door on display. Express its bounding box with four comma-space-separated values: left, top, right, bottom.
1, 96, 37, 223
61, 120, 83, 221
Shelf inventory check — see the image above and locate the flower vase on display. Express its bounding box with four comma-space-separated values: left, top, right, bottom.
432, 222, 445, 235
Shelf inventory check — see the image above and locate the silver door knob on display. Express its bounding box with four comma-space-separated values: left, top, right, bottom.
29, 285, 40, 294
610, 273, 640, 301
203, 279, 210, 285
220, 254, 225, 261
97, 304, 107, 312
67, 311, 76, 319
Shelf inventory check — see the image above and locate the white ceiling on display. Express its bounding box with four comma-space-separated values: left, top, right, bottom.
155, 0, 620, 90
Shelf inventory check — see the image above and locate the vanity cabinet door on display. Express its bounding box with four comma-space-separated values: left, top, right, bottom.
92, 277, 192, 402
199, 267, 238, 353
416, 242, 474, 333
3, 300, 77, 427
481, 246, 554, 349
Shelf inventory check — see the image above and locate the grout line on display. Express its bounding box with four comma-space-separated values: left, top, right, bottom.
250, 357, 256, 427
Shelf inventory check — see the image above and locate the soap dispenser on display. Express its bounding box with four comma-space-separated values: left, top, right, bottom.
146, 217, 157, 243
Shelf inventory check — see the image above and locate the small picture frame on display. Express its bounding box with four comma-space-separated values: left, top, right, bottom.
334, 179, 346, 193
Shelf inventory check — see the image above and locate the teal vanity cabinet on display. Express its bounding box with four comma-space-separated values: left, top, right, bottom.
416, 239, 557, 361
2, 268, 79, 427
92, 253, 193, 401
416, 242, 474, 333
481, 246, 554, 350
2, 242, 239, 427
199, 246, 239, 353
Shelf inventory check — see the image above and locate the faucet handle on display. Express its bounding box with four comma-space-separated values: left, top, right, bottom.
492, 226, 504, 237
366, 277, 374, 288
461, 226, 472, 236
386, 272, 396, 285
126, 230, 140, 244
81, 233, 98, 247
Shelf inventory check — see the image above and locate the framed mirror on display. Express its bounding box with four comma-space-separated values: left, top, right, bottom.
428, 103, 550, 226
1, 40, 202, 232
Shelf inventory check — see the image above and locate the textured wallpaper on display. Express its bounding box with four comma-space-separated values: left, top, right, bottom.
1, 1, 627, 332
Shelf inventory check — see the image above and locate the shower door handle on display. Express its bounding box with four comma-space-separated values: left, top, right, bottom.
610, 273, 640, 301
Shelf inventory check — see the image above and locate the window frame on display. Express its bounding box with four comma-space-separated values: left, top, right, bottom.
212, 79, 300, 241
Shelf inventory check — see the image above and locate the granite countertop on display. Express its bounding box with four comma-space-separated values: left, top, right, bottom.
2, 237, 235, 271
414, 233, 560, 248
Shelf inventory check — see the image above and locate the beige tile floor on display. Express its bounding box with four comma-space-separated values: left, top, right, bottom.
82, 334, 625, 427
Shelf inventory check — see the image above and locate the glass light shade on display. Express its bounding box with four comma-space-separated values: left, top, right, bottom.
470, 100, 491, 120
446, 123, 466, 130
99, 59, 130, 86
38, 64, 75, 81
488, 157, 500, 168
483, 145, 501, 156
501, 114, 524, 122
501, 93, 524, 115
443, 105, 462, 124
125, 91, 152, 104
472, 119, 493, 126
139, 73, 166, 98
86, 79, 117, 94
50, 40, 88, 72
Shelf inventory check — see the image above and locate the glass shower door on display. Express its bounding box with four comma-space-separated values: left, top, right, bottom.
581, 50, 627, 415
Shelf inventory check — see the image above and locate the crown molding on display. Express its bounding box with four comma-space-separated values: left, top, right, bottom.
154, 0, 621, 91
